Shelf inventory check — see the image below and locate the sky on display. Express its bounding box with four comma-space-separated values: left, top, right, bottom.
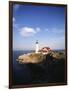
13, 4, 65, 50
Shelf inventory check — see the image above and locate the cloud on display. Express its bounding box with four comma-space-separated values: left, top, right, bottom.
45, 28, 64, 34
13, 4, 20, 11
45, 28, 49, 32
13, 17, 15, 22
13, 17, 19, 29
19, 27, 40, 37
36, 27, 41, 32
51, 28, 64, 34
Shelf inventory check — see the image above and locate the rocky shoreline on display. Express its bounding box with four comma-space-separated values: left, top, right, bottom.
17, 51, 65, 64
15, 50, 66, 84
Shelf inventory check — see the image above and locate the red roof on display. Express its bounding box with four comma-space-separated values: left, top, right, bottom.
39, 47, 51, 52
42, 47, 50, 50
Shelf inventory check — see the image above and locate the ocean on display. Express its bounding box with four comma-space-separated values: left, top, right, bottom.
13, 50, 65, 85
13, 50, 33, 85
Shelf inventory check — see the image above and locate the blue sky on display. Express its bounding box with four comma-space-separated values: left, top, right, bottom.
13, 4, 65, 50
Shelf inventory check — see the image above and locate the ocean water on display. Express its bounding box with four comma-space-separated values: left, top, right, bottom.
13, 50, 33, 85
13, 50, 65, 85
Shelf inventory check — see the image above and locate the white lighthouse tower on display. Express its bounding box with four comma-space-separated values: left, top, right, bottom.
35, 40, 39, 53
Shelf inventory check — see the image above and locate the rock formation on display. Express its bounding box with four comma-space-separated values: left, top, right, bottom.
17, 50, 65, 64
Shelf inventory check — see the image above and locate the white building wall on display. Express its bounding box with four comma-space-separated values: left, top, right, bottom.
35, 44, 39, 53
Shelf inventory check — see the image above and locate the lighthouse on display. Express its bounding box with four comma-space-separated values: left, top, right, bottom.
35, 40, 39, 53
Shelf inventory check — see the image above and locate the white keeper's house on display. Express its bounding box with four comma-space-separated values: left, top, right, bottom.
35, 40, 51, 55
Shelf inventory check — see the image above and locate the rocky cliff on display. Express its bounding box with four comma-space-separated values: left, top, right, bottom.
17, 51, 65, 64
